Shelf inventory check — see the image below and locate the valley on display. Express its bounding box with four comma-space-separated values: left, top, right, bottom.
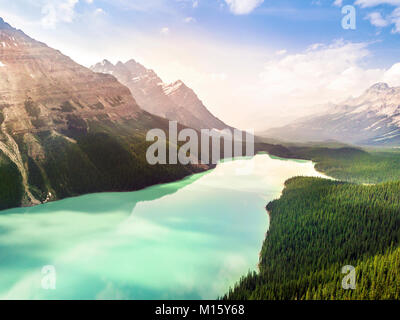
0, 155, 323, 299
1, 8, 400, 302
0, 17, 291, 211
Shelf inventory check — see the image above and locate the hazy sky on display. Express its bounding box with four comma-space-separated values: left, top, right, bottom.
1, 0, 400, 130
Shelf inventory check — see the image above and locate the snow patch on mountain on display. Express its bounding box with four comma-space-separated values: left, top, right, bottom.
264, 82, 400, 146
162, 80, 183, 96
91, 60, 231, 131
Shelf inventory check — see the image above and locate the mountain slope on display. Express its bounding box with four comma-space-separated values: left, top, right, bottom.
91, 59, 231, 131
0, 17, 295, 211
0, 17, 204, 209
263, 83, 400, 146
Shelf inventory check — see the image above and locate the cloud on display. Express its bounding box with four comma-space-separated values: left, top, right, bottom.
363, 7, 400, 33
390, 7, 400, 32
94, 8, 105, 16
365, 12, 390, 27
338, 0, 400, 34
383, 62, 400, 84
183, 16, 196, 23
160, 27, 170, 35
224, 0, 264, 15
355, 0, 400, 8
254, 40, 400, 123
41, 0, 79, 28
275, 49, 287, 56
333, 0, 343, 6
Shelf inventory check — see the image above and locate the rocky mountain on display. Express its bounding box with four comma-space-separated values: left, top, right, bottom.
91, 59, 230, 131
0, 17, 204, 209
0, 17, 294, 211
263, 83, 400, 146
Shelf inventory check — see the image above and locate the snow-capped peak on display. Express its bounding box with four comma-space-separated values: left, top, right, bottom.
367, 82, 390, 93
162, 80, 184, 96
101, 59, 113, 66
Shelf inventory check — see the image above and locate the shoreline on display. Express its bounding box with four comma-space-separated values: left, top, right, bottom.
2, 152, 300, 213
254, 158, 335, 284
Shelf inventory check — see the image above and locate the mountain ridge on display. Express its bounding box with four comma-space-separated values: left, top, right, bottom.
91, 59, 231, 131
0, 17, 205, 209
0, 17, 294, 211
263, 82, 400, 146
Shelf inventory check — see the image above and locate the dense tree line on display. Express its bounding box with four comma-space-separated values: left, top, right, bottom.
0, 154, 23, 209
30, 117, 199, 200
290, 146, 400, 184
224, 177, 400, 300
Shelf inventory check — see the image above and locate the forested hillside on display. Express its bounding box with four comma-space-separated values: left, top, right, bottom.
0, 112, 294, 210
290, 146, 400, 184
225, 176, 400, 300
0, 114, 205, 209
0, 154, 23, 210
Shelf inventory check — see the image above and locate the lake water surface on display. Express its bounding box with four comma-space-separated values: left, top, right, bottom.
0, 155, 326, 299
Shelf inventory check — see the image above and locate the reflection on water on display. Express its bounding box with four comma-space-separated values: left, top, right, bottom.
0, 155, 325, 300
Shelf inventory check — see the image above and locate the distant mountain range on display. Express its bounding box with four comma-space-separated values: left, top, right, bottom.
91, 59, 231, 131
263, 83, 400, 146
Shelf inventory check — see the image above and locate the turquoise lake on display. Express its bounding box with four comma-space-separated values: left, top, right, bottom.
0, 155, 326, 300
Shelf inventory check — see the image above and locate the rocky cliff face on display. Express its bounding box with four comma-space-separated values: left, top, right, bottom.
91, 59, 230, 131
0, 18, 140, 136
264, 83, 400, 146
162, 80, 229, 131
0, 17, 203, 209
